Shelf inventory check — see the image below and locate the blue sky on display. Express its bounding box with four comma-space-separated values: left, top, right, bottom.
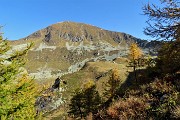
0, 0, 160, 40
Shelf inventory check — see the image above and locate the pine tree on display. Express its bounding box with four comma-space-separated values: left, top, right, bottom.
0, 33, 38, 119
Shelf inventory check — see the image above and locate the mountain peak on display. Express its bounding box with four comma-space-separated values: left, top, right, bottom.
55, 21, 96, 26
22, 21, 112, 43
51, 21, 101, 30
18, 21, 161, 51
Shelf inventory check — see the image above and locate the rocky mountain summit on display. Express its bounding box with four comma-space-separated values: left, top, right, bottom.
11, 21, 162, 82
20, 21, 161, 48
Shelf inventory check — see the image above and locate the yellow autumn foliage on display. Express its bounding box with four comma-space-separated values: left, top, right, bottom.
129, 43, 143, 60
111, 68, 120, 81
0, 34, 39, 120
83, 80, 95, 90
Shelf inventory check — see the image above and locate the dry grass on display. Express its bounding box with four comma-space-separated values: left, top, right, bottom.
171, 105, 180, 119
107, 96, 149, 120
62, 60, 131, 96
43, 59, 131, 119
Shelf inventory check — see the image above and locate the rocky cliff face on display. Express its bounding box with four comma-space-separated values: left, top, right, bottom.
11, 21, 162, 82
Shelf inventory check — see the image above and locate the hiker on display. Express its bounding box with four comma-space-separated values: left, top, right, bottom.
52, 77, 61, 90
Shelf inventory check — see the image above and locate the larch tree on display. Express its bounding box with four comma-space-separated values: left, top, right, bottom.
68, 89, 84, 119
103, 68, 121, 100
128, 43, 143, 82
143, 0, 180, 75
68, 80, 101, 119
0, 33, 38, 119
143, 0, 180, 41
82, 80, 101, 116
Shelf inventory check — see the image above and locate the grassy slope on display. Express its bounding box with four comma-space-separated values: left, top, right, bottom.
43, 57, 132, 119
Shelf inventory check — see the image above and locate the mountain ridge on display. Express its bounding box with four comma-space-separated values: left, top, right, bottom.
10, 21, 162, 82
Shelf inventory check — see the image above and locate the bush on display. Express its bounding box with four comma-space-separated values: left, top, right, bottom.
107, 96, 149, 120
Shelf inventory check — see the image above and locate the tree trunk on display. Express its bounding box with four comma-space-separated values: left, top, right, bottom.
78, 105, 83, 119
133, 60, 137, 83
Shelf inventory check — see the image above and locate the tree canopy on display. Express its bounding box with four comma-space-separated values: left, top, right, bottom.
0, 33, 38, 119
143, 0, 180, 40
